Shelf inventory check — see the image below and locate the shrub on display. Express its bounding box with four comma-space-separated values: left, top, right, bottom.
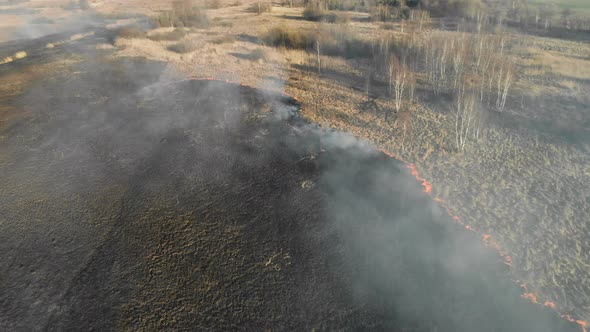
263, 27, 314, 49
303, 1, 349, 23
153, 1, 210, 28
216, 20, 233, 27
381, 22, 395, 30
262, 26, 370, 58
303, 3, 327, 21
117, 27, 147, 39
168, 40, 199, 53
250, 48, 268, 60
148, 28, 187, 41
249, 2, 272, 14
154, 10, 210, 28
211, 34, 236, 44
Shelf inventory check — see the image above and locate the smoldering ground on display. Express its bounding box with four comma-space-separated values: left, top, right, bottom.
0, 32, 582, 332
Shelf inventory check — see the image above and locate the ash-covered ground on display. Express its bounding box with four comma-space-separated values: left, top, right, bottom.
0, 57, 581, 331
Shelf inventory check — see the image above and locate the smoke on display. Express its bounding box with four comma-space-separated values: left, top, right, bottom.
0, 7, 583, 332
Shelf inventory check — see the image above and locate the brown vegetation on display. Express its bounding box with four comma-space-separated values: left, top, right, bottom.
167, 39, 200, 53
303, 1, 350, 23
249, 1, 272, 14
153, 0, 210, 28
148, 28, 187, 41
4, 0, 589, 326
117, 27, 147, 39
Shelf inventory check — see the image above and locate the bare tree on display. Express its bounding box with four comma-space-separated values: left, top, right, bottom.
495, 59, 513, 112
451, 35, 469, 88
315, 39, 321, 75
424, 35, 450, 96
417, 10, 430, 31
453, 83, 480, 152
388, 55, 415, 112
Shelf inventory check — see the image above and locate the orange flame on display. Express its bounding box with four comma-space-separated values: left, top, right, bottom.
380, 146, 586, 331
522, 292, 538, 303
545, 301, 557, 309
184, 77, 587, 332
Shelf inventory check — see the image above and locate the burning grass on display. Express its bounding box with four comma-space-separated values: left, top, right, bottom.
1, 54, 582, 329
285, 49, 590, 326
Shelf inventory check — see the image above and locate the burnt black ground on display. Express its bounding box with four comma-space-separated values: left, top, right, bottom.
0, 55, 581, 331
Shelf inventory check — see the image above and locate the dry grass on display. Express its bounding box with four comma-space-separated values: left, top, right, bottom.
167, 39, 200, 53
250, 47, 268, 60
248, 2, 272, 14
303, 4, 350, 23
153, 8, 210, 28
521, 46, 590, 80
117, 27, 147, 39
148, 28, 187, 41
210, 34, 236, 44
22, 0, 586, 322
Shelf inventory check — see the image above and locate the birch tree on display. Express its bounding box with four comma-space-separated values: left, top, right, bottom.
454, 84, 479, 152
495, 60, 513, 112
389, 55, 413, 112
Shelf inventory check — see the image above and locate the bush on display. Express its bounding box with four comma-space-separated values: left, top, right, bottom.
249, 2, 272, 14
381, 22, 395, 30
153, 1, 210, 28
262, 26, 371, 58
211, 34, 236, 44
168, 40, 199, 53
317, 27, 372, 58
117, 27, 147, 39
303, 3, 327, 21
154, 10, 210, 28
303, 1, 350, 23
148, 28, 187, 41
250, 48, 268, 60
263, 27, 314, 49
216, 20, 233, 27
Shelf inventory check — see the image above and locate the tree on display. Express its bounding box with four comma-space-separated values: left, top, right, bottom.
451, 34, 468, 88
388, 55, 413, 112
315, 39, 321, 75
495, 59, 513, 112
453, 83, 480, 152
448, 0, 484, 19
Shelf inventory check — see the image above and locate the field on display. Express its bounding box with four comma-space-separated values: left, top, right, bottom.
528, 0, 590, 13
1, 0, 589, 330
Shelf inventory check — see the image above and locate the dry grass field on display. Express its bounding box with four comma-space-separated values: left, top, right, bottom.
1, 0, 589, 329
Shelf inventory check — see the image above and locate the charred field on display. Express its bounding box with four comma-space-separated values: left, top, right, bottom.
0, 44, 583, 331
